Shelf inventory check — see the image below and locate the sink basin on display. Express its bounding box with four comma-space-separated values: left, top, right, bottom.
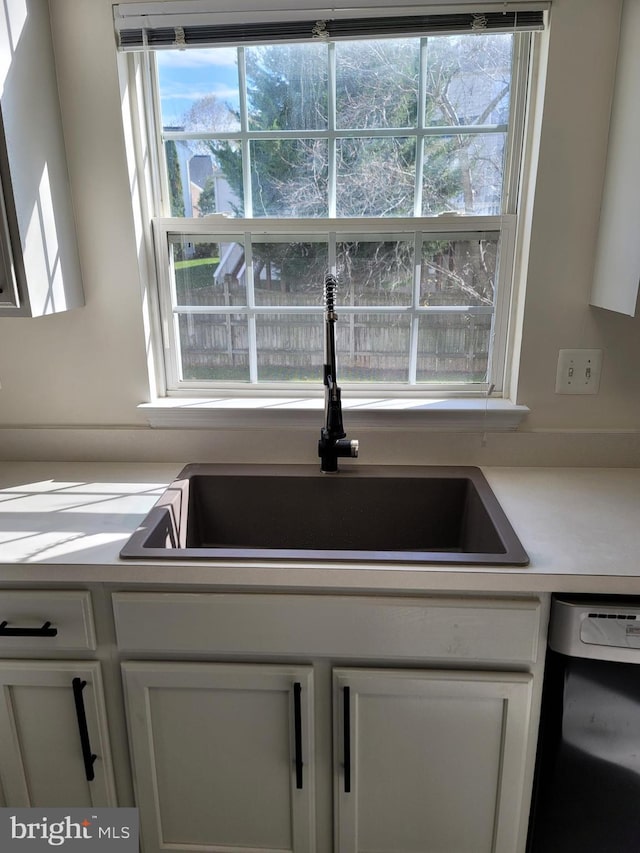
121, 465, 528, 565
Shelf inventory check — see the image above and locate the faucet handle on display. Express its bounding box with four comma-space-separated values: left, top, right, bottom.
334, 438, 359, 458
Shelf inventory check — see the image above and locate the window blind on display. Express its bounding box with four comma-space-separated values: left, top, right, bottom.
114, 5, 547, 51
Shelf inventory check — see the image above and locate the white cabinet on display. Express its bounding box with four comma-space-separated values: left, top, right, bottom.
121, 658, 535, 853
122, 662, 315, 853
0, 590, 116, 808
334, 668, 532, 853
115, 592, 544, 853
0, 661, 116, 807
0, 586, 545, 851
0, 590, 96, 652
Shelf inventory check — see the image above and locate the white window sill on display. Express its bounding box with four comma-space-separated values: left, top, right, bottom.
139, 398, 529, 431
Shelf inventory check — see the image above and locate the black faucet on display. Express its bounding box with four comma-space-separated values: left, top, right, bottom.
318, 273, 359, 473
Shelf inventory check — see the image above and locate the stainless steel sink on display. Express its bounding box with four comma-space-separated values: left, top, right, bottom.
120, 465, 528, 565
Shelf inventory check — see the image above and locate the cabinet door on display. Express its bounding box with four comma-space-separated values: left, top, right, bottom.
123, 662, 315, 853
0, 661, 116, 807
334, 668, 532, 853
0, 0, 84, 316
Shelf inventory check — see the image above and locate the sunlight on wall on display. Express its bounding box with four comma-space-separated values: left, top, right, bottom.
0, 0, 27, 95
121, 51, 163, 398
24, 162, 62, 313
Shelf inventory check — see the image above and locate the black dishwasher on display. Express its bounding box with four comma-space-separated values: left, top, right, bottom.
528, 596, 640, 852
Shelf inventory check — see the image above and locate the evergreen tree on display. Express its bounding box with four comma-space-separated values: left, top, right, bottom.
197, 176, 217, 216
209, 43, 328, 218
165, 140, 185, 217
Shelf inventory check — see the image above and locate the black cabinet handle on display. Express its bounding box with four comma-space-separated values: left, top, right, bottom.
343, 685, 351, 793
72, 678, 97, 782
293, 682, 303, 790
0, 620, 57, 637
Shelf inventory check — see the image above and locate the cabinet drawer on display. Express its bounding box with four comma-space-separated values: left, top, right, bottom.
0, 591, 96, 652
113, 593, 541, 664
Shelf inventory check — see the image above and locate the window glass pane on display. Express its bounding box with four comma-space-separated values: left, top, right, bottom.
416, 313, 491, 383
336, 313, 411, 382
337, 239, 414, 306
250, 139, 328, 217
171, 237, 246, 306
164, 139, 243, 217
253, 240, 328, 306
336, 138, 415, 217
424, 34, 513, 128
420, 236, 498, 307
246, 44, 328, 131
336, 40, 419, 129
422, 133, 506, 215
256, 314, 323, 381
157, 48, 241, 130
178, 313, 249, 381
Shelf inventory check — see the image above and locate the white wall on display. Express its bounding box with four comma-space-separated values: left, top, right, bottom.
515, 0, 640, 430
0, 0, 638, 463
0, 0, 150, 427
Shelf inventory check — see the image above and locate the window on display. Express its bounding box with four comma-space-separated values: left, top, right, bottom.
117, 6, 544, 396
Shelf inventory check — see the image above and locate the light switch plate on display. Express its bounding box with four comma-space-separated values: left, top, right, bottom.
555, 349, 603, 394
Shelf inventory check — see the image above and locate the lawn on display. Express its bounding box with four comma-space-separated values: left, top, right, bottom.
175, 257, 219, 271
175, 257, 220, 299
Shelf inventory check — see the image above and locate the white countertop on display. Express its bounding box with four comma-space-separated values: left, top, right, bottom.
0, 461, 638, 594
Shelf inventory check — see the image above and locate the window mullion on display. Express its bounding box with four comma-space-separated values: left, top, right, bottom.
238, 46, 253, 218
244, 232, 258, 383
247, 316, 258, 383
329, 231, 337, 275
408, 231, 423, 385
414, 38, 428, 218
328, 42, 337, 218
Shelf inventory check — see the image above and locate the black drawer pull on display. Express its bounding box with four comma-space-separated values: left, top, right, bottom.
72, 678, 97, 782
293, 682, 303, 790
343, 685, 351, 793
0, 620, 58, 638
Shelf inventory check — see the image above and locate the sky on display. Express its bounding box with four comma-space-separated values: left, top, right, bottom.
156, 48, 240, 127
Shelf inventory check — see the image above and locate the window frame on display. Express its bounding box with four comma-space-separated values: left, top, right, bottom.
132, 28, 535, 399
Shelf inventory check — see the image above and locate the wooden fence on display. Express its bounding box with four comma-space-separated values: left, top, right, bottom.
178, 283, 490, 382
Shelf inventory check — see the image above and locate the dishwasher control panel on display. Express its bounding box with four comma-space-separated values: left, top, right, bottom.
549, 598, 640, 661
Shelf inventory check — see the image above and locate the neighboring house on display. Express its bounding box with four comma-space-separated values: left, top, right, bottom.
167, 138, 244, 267
166, 135, 241, 219
214, 242, 246, 288
189, 153, 246, 284
190, 158, 240, 220
188, 155, 214, 217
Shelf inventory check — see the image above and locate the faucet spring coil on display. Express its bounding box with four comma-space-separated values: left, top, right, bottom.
324, 274, 337, 313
